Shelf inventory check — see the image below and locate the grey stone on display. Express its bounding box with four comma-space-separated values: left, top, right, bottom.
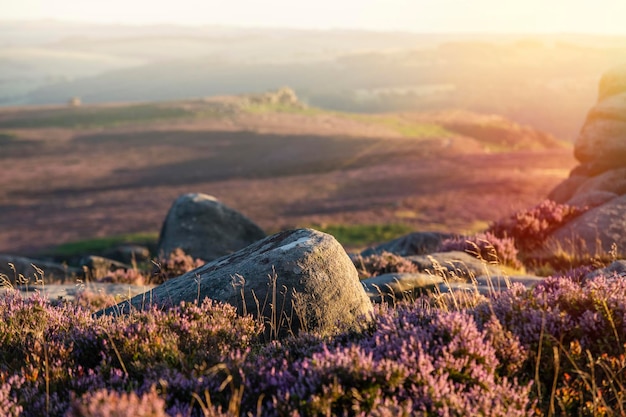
544, 194, 626, 258
0, 255, 80, 283
547, 175, 588, 203
1, 283, 156, 303
157, 193, 266, 262
79, 256, 132, 279
572, 167, 626, 197
360, 232, 454, 257
405, 251, 506, 280
97, 229, 373, 338
440, 275, 545, 295
567, 191, 618, 209
584, 260, 626, 280
102, 245, 151, 265
361, 272, 443, 303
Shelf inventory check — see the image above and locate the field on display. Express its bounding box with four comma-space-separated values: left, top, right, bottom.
0, 96, 576, 256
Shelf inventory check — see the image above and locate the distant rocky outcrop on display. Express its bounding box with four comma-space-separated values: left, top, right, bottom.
242, 87, 305, 108
98, 229, 373, 338
546, 65, 626, 257
157, 193, 266, 262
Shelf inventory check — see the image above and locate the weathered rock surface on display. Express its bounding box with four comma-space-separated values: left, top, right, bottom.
598, 64, 626, 101
360, 232, 454, 257
548, 175, 589, 203
584, 260, 626, 280
566, 190, 617, 209
98, 229, 373, 338
575, 118, 626, 168
572, 167, 626, 198
102, 245, 151, 264
545, 66, 626, 258
0, 283, 156, 303
80, 255, 132, 278
157, 193, 266, 262
544, 194, 626, 258
405, 251, 506, 280
441, 275, 545, 295
0, 255, 80, 283
361, 273, 443, 303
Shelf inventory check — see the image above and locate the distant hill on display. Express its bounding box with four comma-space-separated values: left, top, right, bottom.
3, 21, 626, 141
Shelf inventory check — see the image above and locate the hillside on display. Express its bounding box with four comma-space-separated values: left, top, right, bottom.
0, 91, 575, 255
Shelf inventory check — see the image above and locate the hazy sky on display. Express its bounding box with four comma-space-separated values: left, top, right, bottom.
3, 0, 626, 34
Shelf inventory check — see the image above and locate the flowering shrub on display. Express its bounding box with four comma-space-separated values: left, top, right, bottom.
66, 387, 170, 417
0, 374, 23, 417
474, 275, 626, 415
2, 270, 626, 416
150, 248, 205, 284
352, 251, 418, 278
488, 199, 586, 251
0, 292, 261, 416
439, 232, 522, 269
94, 248, 206, 286
245, 306, 533, 416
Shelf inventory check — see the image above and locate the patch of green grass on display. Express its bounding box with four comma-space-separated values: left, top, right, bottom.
47, 232, 159, 257
340, 113, 454, 138
311, 223, 414, 248
0, 132, 17, 143
0, 104, 194, 129
242, 102, 327, 116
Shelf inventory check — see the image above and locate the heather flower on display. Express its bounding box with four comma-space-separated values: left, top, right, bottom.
150, 248, 205, 284
0, 374, 24, 417
65, 386, 170, 417
246, 305, 533, 416
353, 251, 418, 278
488, 199, 586, 251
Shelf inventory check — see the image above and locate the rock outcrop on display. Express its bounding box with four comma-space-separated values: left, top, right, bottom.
546, 65, 626, 257
98, 229, 373, 338
157, 193, 266, 262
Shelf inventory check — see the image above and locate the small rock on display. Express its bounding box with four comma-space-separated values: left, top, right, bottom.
360, 232, 454, 257
405, 251, 506, 280
0, 255, 80, 283
157, 193, 266, 261
361, 273, 443, 303
584, 260, 626, 280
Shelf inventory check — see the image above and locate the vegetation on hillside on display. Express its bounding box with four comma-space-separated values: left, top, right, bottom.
2, 261, 625, 416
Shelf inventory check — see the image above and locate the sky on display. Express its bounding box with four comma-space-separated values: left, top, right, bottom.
2, 0, 626, 34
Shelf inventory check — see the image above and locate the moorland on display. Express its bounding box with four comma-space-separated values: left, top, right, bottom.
0, 90, 575, 256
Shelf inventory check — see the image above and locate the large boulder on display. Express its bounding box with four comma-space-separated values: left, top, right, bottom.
548, 175, 589, 203
157, 193, 266, 261
360, 232, 454, 257
97, 229, 373, 338
574, 117, 626, 170
544, 194, 626, 258
574, 66, 626, 171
